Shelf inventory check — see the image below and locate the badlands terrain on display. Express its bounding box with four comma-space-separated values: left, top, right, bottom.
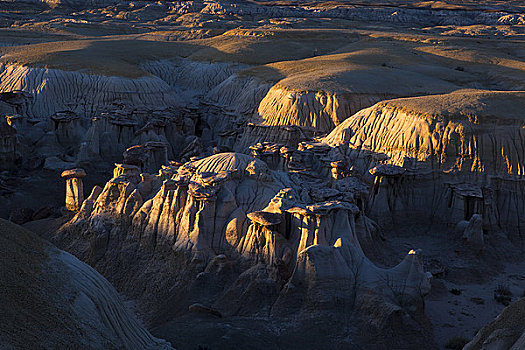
0, 0, 524, 349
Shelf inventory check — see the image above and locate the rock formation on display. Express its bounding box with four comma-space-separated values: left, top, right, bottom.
1, 0, 524, 348
323, 90, 525, 237
0, 218, 173, 350
61, 168, 86, 211
0, 117, 17, 168
55, 151, 434, 348
0, 63, 178, 119
464, 298, 525, 350
462, 214, 484, 252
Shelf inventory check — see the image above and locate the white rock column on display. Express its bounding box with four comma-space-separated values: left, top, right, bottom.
61, 168, 86, 212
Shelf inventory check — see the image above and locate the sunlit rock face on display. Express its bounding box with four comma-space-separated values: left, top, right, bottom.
1, 0, 524, 348
55, 151, 433, 348
323, 90, 525, 238
61, 168, 86, 211
0, 64, 178, 119
324, 90, 525, 176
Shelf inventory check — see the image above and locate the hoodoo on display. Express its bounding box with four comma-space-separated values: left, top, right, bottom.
61, 168, 86, 212
1, 1, 524, 349
0, 117, 17, 168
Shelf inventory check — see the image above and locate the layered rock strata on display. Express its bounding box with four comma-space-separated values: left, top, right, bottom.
0, 63, 178, 119
323, 90, 525, 237
55, 152, 433, 348
0, 218, 173, 350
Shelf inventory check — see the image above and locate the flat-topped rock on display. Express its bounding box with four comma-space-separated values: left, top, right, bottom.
123, 145, 148, 164
61, 168, 86, 179
61, 168, 86, 211
310, 188, 341, 202
451, 183, 483, 198
50, 110, 79, 122
306, 200, 359, 215
298, 141, 331, 153
113, 163, 141, 179
286, 206, 311, 216
369, 164, 406, 176
247, 211, 282, 226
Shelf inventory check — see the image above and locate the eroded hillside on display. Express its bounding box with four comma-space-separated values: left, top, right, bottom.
0, 0, 524, 349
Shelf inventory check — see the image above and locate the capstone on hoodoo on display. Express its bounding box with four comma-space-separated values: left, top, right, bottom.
55, 151, 432, 348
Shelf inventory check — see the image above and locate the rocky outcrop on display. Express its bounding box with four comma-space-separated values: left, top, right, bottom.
464, 297, 525, 350
324, 90, 525, 176
54, 151, 433, 348
0, 218, 173, 350
61, 168, 86, 212
0, 117, 18, 168
323, 90, 525, 237
207, 61, 457, 148
0, 90, 34, 118
235, 123, 314, 151
68, 152, 283, 253
0, 1, 523, 348
200, 1, 525, 26
49, 110, 82, 151
123, 142, 169, 174
256, 84, 388, 133
68, 106, 196, 163
14, 0, 523, 26
0, 63, 178, 119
